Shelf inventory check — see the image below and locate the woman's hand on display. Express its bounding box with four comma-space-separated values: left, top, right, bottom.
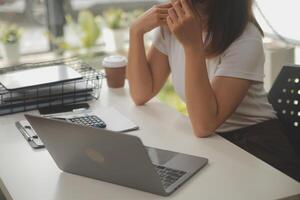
131, 3, 172, 35
167, 0, 204, 51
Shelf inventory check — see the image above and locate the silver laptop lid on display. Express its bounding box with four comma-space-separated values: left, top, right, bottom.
24, 114, 167, 195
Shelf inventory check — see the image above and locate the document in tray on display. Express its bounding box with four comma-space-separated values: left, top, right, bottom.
1, 91, 92, 108
2, 81, 93, 103
1, 94, 93, 116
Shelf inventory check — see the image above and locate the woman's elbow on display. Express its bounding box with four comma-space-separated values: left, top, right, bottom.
130, 93, 149, 106
192, 124, 215, 138
133, 99, 147, 106
128, 84, 153, 106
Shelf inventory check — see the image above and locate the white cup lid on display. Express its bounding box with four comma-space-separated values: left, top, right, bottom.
102, 55, 127, 68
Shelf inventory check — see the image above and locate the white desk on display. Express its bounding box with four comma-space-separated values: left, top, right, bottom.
0, 84, 299, 200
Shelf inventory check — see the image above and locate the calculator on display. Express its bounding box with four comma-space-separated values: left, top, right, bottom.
65, 115, 106, 128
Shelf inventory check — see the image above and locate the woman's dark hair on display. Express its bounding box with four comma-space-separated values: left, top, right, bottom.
191, 0, 264, 57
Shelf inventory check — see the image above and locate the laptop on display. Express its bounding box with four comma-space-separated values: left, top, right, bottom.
0, 65, 82, 91
25, 114, 208, 196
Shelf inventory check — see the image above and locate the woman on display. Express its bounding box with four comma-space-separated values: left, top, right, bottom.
127, 0, 300, 180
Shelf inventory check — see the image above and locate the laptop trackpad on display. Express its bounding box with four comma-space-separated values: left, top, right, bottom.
145, 147, 177, 165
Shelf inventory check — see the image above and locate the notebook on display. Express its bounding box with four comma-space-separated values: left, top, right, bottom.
0, 65, 83, 91
50, 107, 139, 133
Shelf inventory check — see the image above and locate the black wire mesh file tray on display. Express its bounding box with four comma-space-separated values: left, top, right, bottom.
0, 58, 105, 116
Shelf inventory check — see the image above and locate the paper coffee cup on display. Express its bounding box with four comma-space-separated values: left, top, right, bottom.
102, 55, 127, 88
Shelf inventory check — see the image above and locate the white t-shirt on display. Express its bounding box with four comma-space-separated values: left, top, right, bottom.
152, 23, 277, 133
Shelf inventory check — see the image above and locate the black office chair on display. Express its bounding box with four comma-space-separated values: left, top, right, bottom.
268, 65, 300, 156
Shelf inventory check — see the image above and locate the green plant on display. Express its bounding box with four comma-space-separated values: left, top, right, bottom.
47, 10, 101, 57
102, 8, 144, 30
158, 79, 188, 115
0, 24, 22, 44
66, 10, 101, 49
127, 9, 144, 24
103, 8, 127, 30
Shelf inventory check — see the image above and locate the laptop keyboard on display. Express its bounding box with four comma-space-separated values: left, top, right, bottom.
154, 165, 186, 189
67, 115, 106, 128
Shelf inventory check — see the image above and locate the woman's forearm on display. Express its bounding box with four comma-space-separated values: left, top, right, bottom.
127, 3, 171, 105
162, 0, 221, 136
184, 48, 218, 137
127, 29, 154, 105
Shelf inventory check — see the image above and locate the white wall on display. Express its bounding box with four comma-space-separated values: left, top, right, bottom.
254, 0, 300, 44
254, 1, 300, 65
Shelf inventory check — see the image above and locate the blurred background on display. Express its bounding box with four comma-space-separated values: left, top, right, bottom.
0, 0, 299, 114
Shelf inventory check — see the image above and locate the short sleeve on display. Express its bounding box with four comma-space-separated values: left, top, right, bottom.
152, 27, 169, 55
215, 36, 265, 82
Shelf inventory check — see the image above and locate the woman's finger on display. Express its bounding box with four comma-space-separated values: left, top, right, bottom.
180, 0, 193, 14
166, 16, 174, 29
160, 19, 167, 25
173, 1, 185, 19
156, 8, 171, 14
157, 2, 173, 8
159, 13, 169, 19
168, 8, 178, 24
